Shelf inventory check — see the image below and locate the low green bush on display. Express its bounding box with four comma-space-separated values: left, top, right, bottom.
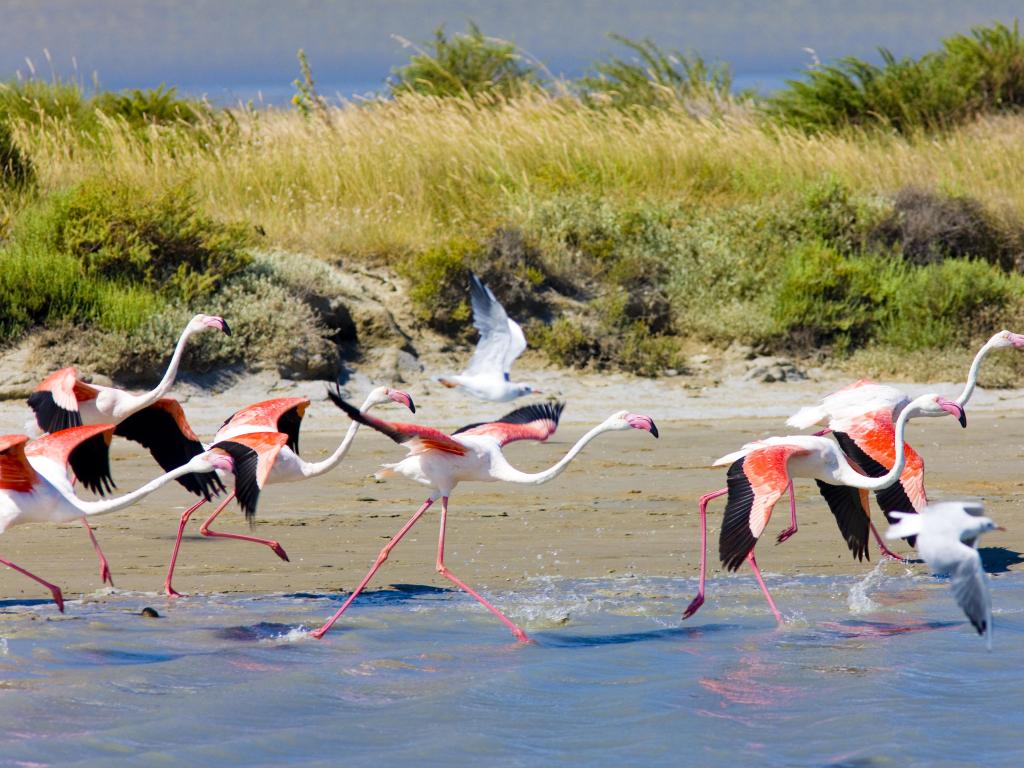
768, 21, 1024, 134
389, 21, 537, 100
579, 34, 733, 110
21, 178, 252, 301
0, 120, 31, 188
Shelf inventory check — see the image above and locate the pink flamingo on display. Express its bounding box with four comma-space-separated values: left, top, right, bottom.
311, 393, 658, 642
25, 314, 231, 584
786, 329, 1024, 557
0, 425, 235, 611
683, 393, 965, 623
162, 386, 415, 596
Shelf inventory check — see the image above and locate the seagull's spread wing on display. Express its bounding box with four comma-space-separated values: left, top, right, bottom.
951, 552, 992, 646
464, 274, 522, 378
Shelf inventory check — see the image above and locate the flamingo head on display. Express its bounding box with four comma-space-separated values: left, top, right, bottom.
906, 394, 967, 428
385, 387, 416, 413
606, 411, 659, 438
991, 329, 1024, 349
192, 450, 235, 474
190, 314, 232, 336
364, 386, 416, 413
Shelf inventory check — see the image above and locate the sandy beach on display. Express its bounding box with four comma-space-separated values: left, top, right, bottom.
1, 368, 1022, 606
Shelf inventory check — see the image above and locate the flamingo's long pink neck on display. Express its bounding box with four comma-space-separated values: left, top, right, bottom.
67, 462, 202, 517
491, 422, 614, 486
300, 392, 379, 478
116, 323, 197, 419
838, 404, 916, 491
956, 335, 999, 408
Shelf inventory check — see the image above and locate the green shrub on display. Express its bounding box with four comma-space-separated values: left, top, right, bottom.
580, 34, 733, 109
0, 120, 31, 187
92, 84, 211, 128
390, 21, 537, 99
0, 78, 93, 129
400, 237, 475, 332
773, 242, 902, 353
21, 178, 252, 301
527, 317, 597, 368
768, 21, 1024, 134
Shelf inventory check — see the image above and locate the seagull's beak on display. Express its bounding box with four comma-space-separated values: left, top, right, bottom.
388, 389, 416, 413
531, 389, 543, 396
938, 398, 967, 428
995, 526, 1008, 532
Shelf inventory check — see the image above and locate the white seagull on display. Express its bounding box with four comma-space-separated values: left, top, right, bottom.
887, 500, 1002, 648
437, 273, 539, 402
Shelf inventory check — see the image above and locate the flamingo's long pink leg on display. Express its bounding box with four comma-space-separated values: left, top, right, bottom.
0, 556, 64, 612
775, 481, 798, 544
747, 551, 783, 624
80, 517, 113, 586
197, 492, 289, 562
435, 496, 529, 643
682, 487, 727, 619
869, 519, 906, 562
164, 497, 208, 597
311, 496, 436, 640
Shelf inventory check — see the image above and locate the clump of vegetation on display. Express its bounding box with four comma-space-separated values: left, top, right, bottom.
579, 34, 733, 110
0, 120, 31, 187
869, 187, 1022, 270
0, 77, 210, 134
769, 21, 1024, 133
292, 49, 331, 120
0, 177, 251, 344
23, 178, 252, 301
389, 21, 537, 99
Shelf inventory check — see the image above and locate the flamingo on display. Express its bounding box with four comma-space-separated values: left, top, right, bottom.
682, 393, 965, 623
786, 330, 1024, 558
25, 314, 231, 584
0, 425, 235, 612
162, 386, 416, 597
436, 273, 540, 402
886, 501, 1002, 649
310, 392, 658, 642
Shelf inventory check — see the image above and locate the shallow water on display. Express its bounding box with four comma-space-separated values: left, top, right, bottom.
0, 568, 1021, 767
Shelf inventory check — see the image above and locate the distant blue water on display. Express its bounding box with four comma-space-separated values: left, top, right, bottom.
1, 569, 1021, 767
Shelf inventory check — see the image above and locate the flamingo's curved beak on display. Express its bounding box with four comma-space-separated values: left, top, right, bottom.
1008, 331, 1024, 349
388, 389, 416, 413
626, 413, 659, 438
938, 398, 967, 428
204, 316, 231, 336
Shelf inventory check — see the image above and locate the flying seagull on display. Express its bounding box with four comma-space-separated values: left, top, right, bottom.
437, 273, 540, 402
887, 500, 1002, 649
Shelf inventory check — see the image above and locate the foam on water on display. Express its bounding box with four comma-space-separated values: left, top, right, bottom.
0, 572, 1021, 767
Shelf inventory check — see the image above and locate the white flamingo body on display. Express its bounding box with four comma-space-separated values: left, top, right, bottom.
161, 386, 416, 596
310, 396, 659, 641
683, 393, 966, 623
1, 426, 232, 611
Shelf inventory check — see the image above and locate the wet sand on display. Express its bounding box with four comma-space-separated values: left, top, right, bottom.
2, 374, 1022, 604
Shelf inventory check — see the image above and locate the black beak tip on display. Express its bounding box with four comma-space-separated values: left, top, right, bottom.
650, 422, 659, 439
959, 410, 967, 428
408, 398, 416, 414
221, 319, 232, 337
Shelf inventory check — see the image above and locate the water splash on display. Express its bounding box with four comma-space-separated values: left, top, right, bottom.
847, 560, 887, 613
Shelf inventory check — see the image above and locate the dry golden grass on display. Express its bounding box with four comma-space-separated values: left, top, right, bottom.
10, 95, 1024, 260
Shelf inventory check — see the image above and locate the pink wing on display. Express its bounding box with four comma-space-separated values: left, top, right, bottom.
25, 424, 117, 495
453, 402, 565, 446
326, 391, 467, 456
0, 435, 37, 492
719, 443, 809, 571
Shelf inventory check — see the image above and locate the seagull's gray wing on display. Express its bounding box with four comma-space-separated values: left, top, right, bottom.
464, 274, 512, 378
951, 551, 992, 648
